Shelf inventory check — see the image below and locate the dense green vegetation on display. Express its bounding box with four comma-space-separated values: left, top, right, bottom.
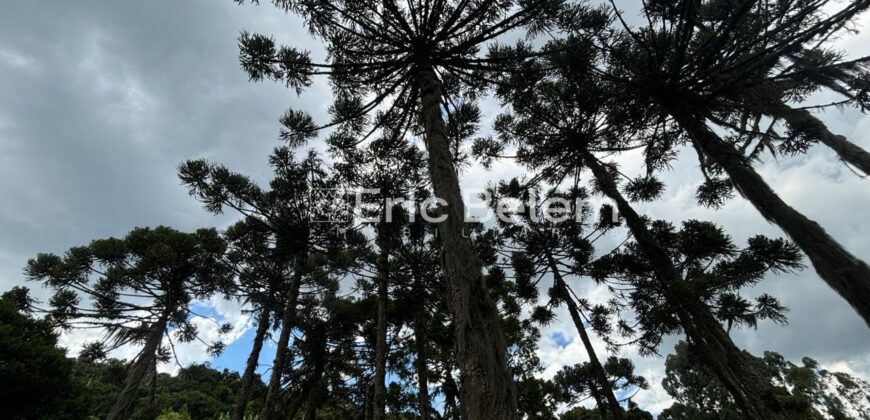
1, 289, 264, 420
1, 289, 80, 419
660, 341, 870, 419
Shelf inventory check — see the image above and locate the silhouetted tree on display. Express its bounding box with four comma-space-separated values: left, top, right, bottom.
487, 180, 627, 419
388, 206, 447, 419
233, 0, 568, 415
487, 37, 799, 418
179, 150, 352, 420
0, 287, 83, 420
585, 0, 870, 325
278, 272, 367, 419
554, 357, 648, 418
222, 219, 291, 420
590, 220, 797, 352
25, 226, 233, 420
330, 133, 428, 419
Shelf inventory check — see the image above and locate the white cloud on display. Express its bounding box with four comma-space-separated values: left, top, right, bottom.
57, 297, 253, 375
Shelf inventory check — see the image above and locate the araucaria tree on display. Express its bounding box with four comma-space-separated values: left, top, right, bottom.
330, 133, 428, 420
234, 0, 566, 417
487, 181, 629, 418
554, 356, 648, 417
588, 219, 799, 361
387, 204, 448, 419
25, 226, 233, 420
586, 0, 870, 324
180, 150, 352, 420
222, 219, 292, 420
485, 37, 802, 418
7, 0, 870, 419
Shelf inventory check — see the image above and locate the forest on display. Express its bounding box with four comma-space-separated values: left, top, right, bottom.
2, 0, 870, 419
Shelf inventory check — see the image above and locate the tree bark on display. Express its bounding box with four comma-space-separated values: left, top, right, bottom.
585, 154, 781, 420
768, 101, 870, 175
106, 310, 170, 420
148, 357, 157, 404
232, 308, 271, 420
260, 259, 305, 420
545, 253, 623, 419
414, 311, 431, 419
415, 65, 518, 420
364, 384, 374, 420
283, 329, 328, 419
373, 226, 390, 420
673, 110, 870, 327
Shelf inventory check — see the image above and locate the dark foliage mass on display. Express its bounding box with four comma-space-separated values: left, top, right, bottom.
4, 0, 870, 419
0, 289, 80, 420
2, 289, 263, 420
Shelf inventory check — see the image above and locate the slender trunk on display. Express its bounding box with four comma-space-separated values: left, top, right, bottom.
373, 226, 390, 420
416, 65, 518, 420
680, 302, 789, 419
302, 372, 326, 420
106, 310, 170, 420
585, 154, 781, 419
771, 102, 870, 175
674, 110, 870, 327
284, 331, 328, 419
677, 309, 767, 416
148, 356, 158, 405
232, 308, 271, 420
414, 311, 431, 419
545, 253, 622, 419
261, 260, 305, 420
364, 384, 374, 420
587, 383, 609, 419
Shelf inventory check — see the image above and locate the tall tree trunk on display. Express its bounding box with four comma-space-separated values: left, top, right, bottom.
148, 356, 157, 404
283, 330, 328, 419
587, 382, 609, 419
545, 253, 623, 419
584, 154, 782, 420
414, 311, 431, 419
261, 260, 305, 420
302, 375, 326, 420
107, 310, 170, 420
364, 384, 374, 420
232, 308, 271, 420
373, 226, 390, 420
767, 101, 870, 175
416, 65, 518, 420
673, 110, 870, 327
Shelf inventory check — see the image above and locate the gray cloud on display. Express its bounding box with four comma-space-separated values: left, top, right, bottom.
0, 0, 329, 289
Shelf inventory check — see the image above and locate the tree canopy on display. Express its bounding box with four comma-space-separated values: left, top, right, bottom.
4, 0, 870, 419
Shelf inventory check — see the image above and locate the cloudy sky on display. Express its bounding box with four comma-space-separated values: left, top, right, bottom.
2, 0, 869, 414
